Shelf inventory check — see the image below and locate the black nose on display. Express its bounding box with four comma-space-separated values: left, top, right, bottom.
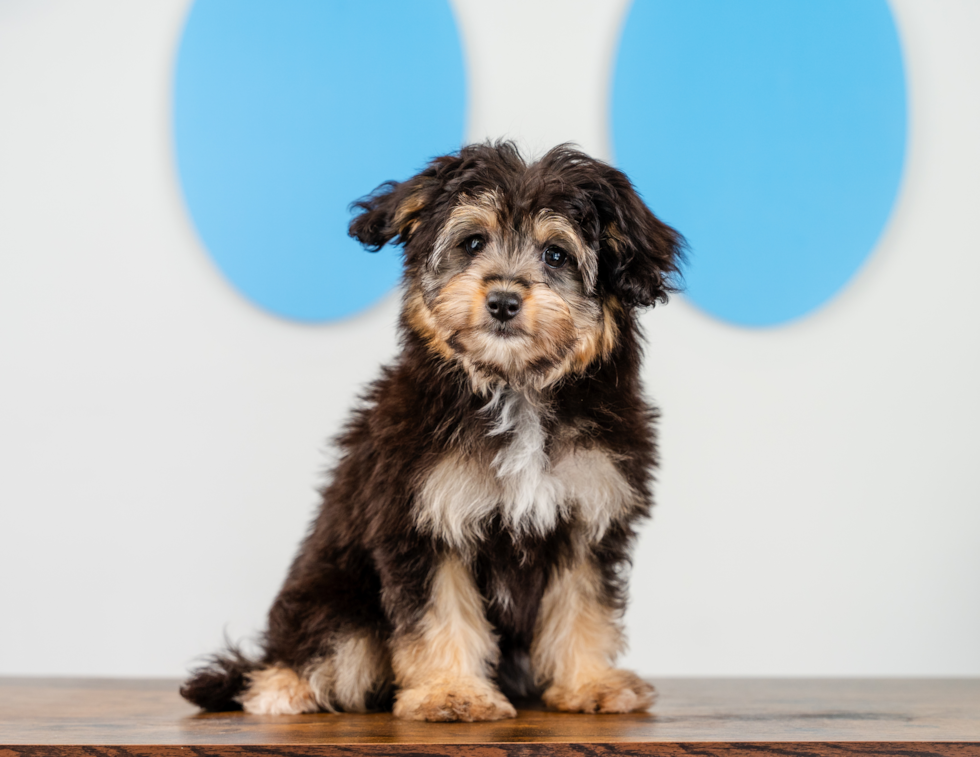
486, 290, 522, 322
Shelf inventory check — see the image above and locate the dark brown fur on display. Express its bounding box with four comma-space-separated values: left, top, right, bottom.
181, 142, 683, 718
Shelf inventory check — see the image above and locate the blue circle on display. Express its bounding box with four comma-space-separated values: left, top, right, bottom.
173, 1, 466, 322
612, 0, 907, 327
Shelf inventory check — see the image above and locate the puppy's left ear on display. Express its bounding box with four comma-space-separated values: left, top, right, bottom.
593, 165, 685, 308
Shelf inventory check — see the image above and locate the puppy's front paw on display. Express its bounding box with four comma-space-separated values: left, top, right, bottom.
543, 669, 655, 714
394, 678, 517, 722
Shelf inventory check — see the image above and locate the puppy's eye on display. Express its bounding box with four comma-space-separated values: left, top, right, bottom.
542, 245, 567, 269
462, 235, 486, 255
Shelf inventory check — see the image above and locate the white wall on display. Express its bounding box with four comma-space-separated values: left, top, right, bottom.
0, 0, 977, 678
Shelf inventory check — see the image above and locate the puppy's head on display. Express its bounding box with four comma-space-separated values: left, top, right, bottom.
349, 142, 683, 391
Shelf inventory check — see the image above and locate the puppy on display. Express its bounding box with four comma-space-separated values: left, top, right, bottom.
181, 142, 683, 722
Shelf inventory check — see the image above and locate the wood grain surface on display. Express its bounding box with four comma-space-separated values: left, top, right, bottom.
1, 677, 977, 756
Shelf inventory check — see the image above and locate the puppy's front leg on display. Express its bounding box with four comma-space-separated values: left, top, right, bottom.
390, 553, 516, 722
531, 557, 655, 713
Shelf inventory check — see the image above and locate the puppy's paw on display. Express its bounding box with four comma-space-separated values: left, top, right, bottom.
543, 669, 655, 714
394, 678, 517, 722
241, 666, 319, 715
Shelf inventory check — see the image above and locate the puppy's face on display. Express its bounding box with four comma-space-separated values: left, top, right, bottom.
349, 143, 683, 391
407, 191, 616, 389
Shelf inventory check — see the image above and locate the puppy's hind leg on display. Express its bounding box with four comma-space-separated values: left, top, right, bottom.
305, 630, 393, 713
239, 630, 393, 715
239, 664, 319, 715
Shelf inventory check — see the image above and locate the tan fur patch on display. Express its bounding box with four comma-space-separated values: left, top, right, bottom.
306, 632, 392, 713
531, 559, 654, 714
433, 273, 495, 345
404, 288, 456, 363
600, 296, 621, 358
604, 221, 626, 253
391, 555, 515, 722
391, 184, 432, 241
240, 666, 318, 715
565, 296, 621, 376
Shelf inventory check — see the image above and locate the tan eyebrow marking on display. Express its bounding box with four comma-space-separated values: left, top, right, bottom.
431, 191, 502, 269
531, 210, 597, 291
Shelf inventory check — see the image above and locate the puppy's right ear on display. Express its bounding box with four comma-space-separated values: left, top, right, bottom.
348, 180, 422, 251
349, 153, 463, 251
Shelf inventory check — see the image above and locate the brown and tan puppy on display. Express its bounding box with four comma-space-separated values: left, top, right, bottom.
181, 142, 683, 722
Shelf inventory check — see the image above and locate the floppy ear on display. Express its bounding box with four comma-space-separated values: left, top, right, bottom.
592, 165, 685, 308
348, 179, 427, 251
348, 152, 467, 251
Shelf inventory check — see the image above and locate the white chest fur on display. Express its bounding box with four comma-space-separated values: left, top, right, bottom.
414, 389, 637, 550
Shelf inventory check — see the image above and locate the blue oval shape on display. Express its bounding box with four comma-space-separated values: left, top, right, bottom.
173, 0, 466, 322
612, 0, 907, 327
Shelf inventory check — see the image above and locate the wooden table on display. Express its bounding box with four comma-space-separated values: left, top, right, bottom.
1, 677, 977, 755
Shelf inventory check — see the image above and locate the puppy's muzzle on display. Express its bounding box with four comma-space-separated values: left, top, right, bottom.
486, 290, 522, 322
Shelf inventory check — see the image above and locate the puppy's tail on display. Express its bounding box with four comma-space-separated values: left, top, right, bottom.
180, 644, 259, 712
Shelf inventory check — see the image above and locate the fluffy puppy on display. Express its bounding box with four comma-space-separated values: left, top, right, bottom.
181, 142, 683, 722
